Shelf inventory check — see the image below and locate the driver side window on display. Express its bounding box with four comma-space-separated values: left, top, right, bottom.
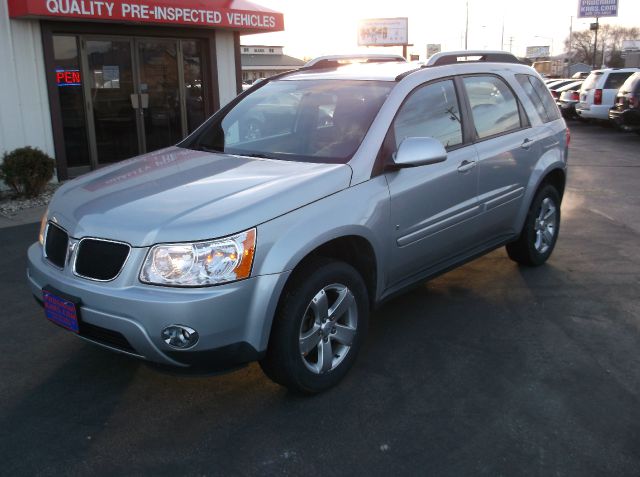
392, 79, 463, 149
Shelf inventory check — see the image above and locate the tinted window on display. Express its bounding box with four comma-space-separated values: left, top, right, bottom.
604, 72, 635, 90
463, 76, 521, 139
185, 80, 392, 164
516, 74, 560, 123
392, 80, 463, 149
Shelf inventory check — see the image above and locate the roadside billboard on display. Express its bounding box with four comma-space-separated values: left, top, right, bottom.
358, 18, 408, 46
526, 45, 550, 58
578, 0, 618, 18
622, 40, 640, 51
427, 44, 441, 58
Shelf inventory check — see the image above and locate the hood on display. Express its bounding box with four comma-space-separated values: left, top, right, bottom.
49, 147, 352, 246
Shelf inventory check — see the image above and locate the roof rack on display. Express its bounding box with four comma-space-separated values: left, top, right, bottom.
425, 50, 523, 67
304, 54, 407, 69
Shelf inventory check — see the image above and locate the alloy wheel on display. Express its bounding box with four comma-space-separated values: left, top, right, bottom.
298, 283, 358, 374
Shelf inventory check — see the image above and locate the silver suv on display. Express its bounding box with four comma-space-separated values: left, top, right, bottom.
28, 51, 569, 394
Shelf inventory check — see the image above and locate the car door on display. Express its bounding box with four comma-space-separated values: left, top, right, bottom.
384, 79, 480, 286
462, 74, 542, 243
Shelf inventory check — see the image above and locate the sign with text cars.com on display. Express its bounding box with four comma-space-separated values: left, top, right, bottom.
578, 0, 618, 18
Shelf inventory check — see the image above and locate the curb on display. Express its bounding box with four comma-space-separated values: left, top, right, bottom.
0, 205, 46, 229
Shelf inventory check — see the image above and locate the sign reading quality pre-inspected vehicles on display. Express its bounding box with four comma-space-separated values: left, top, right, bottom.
578, 0, 618, 18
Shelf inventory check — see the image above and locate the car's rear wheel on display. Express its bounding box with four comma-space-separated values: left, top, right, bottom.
506, 184, 561, 266
260, 258, 369, 394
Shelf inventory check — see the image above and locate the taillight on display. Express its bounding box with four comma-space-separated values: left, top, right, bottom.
571, 91, 579, 101
566, 127, 570, 147
594, 89, 602, 105
552, 90, 560, 99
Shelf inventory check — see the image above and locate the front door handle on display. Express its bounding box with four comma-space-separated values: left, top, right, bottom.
457, 160, 476, 173
521, 138, 535, 150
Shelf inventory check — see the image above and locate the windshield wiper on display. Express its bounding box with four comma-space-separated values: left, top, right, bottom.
192, 145, 222, 153
232, 152, 278, 160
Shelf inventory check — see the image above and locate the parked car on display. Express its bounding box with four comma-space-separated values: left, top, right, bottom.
549, 80, 584, 100
29, 50, 568, 394
609, 72, 640, 133
576, 68, 639, 121
557, 88, 581, 119
545, 79, 577, 90
571, 71, 590, 79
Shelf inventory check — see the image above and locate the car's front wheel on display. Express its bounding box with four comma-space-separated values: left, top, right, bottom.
506, 183, 561, 266
260, 258, 369, 394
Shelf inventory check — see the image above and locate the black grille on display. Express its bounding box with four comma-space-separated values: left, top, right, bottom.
80, 322, 137, 354
75, 239, 130, 281
45, 223, 68, 268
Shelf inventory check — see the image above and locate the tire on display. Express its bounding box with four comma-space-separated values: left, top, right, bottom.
506, 184, 561, 267
260, 258, 369, 394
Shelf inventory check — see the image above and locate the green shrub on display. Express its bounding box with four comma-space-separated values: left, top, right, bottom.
0, 147, 55, 198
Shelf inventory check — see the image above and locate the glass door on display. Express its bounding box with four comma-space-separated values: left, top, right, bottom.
83, 39, 139, 165
136, 39, 183, 152
65, 36, 208, 174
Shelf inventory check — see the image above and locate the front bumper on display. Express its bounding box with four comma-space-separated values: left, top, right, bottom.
27, 242, 289, 369
609, 108, 640, 130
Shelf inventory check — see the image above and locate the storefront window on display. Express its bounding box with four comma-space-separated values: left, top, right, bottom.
182, 40, 206, 133
53, 35, 91, 168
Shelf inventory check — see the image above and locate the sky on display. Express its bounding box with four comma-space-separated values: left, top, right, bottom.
244, 0, 640, 60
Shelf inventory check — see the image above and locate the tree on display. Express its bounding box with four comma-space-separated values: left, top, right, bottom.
565, 25, 639, 67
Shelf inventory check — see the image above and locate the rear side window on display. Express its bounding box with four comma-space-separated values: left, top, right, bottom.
604, 72, 635, 90
582, 72, 602, 90
463, 76, 521, 139
392, 79, 463, 149
515, 74, 561, 123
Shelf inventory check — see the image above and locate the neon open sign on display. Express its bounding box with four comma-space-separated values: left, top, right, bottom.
56, 69, 81, 87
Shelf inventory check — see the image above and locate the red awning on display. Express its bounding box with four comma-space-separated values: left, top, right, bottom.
8, 0, 284, 33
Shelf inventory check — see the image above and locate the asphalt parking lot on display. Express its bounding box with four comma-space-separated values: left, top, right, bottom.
1, 121, 639, 476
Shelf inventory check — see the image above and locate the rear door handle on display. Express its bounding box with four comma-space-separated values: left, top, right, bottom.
457, 160, 476, 173
521, 138, 535, 150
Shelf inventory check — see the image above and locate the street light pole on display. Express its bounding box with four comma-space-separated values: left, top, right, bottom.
568, 16, 573, 77
592, 17, 599, 68
465, 1, 469, 50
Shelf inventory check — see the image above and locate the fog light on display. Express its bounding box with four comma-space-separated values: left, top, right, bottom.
162, 325, 199, 349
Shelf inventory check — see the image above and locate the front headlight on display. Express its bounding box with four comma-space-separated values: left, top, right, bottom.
140, 228, 256, 286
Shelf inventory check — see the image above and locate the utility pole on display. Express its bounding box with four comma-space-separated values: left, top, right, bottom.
567, 16, 573, 77
592, 17, 599, 68
464, 1, 469, 50
508, 36, 514, 53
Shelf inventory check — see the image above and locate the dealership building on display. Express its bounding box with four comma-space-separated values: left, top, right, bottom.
0, 0, 284, 181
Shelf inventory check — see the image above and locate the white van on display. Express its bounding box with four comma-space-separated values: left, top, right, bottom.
576, 68, 639, 121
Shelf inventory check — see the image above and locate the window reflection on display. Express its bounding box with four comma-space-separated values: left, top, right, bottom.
182, 40, 206, 133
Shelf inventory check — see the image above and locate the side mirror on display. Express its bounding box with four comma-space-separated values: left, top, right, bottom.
392, 137, 447, 168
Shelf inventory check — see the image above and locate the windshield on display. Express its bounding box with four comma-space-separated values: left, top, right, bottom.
183, 79, 393, 164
